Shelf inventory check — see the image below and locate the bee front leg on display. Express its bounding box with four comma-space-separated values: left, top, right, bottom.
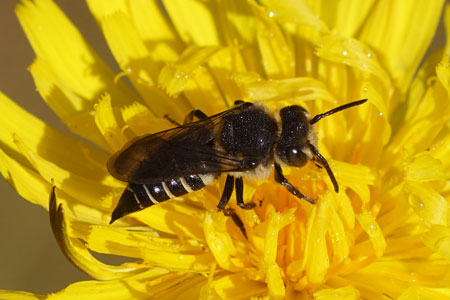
217, 175, 235, 210
274, 163, 315, 204
235, 177, 256, 209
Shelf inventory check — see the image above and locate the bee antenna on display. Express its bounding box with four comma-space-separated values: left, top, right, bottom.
308, 143, 339, 193
309, 99, 367, 125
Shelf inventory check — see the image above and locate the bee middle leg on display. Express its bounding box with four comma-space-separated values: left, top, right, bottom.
235, 177, 256, 209
274, 163, 315, 204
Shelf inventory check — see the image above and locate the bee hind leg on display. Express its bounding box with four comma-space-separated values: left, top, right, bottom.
217, 175, 234, 210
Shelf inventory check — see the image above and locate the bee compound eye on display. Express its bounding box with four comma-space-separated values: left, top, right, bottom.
285, 146, 307, 167
241, 158, 258, 168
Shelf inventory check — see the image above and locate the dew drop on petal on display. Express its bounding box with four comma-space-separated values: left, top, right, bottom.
269, 11, 275, 18
342, 50, 348, 56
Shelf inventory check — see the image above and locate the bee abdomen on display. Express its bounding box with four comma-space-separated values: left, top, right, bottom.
110, 174, 216, 223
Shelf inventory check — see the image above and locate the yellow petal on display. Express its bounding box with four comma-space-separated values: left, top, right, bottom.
208, 47, 251, 106
211, 273, 268, 299
405, 182, 449, 226
13, 134, 120, 210
0, 92, 111, 186
260, 0, 329, 41
437, 54, 450, 97
183, 66, 227, 116
49, 188, 145, 280
302, 192, 332, 283
121, 101, 172, 136
132, 202, 205, 240
430, 133, 450, 172
421, 225, 450, 263
29, 59, 110, 150
252, 3, 295, 79
87, 6, 158, 82
328, 202, 350, 266
94, 94, 128, 152
406, 152, 445, 182
204, 212, 243, 272
359, 0, 444, 93
158, 46, 221, 98
398, 286, 450, 300
16, 0, 136, 104
128, 0, 182, 62
388, 82, 450, 158
0, 147, 50, 208
313, 285, 360, 300
215, 0, 256, 46
245, 77, 335, 104
86, 5, 190, 119
162, 0, 221, 46
356, 208, 386, 257
51, 269, 171, 299
263, 210, 295, 299
316, 34, 390, 90
327, 1, 377, 37
0, 291, 42, 300
147, 274, 207, 299
331, 161, 375, 205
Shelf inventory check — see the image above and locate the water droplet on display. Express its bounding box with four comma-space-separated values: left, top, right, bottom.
342, 50, 348, 56
363, 87, 368, 91
367, 53, 371, 57
176, 74, 181, 79
379, 112, 383, 116
269, 11, 275, 18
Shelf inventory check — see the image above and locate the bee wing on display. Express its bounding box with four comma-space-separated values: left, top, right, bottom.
107, 110, 248, 184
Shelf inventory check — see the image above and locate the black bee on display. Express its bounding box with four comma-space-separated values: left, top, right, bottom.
107, 99, 367, 223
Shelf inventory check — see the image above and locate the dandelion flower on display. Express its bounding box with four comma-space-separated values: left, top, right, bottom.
1, 0, 450, 299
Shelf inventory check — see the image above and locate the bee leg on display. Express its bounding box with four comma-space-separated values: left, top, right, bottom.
307, 143, 339, 193
217, 175, 235, 210
163, 114, 181, 126
274, 163, 315, 204
235, 177, 256, 209
223, 208, 248, 239
183, 109, 208, 124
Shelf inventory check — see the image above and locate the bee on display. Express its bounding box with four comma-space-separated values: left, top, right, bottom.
108, 99, 367, 223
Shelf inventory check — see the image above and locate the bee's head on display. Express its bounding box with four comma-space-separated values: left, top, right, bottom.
275, 105, 313, 167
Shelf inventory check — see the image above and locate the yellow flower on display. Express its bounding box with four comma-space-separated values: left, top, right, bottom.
1, 0, 450, 299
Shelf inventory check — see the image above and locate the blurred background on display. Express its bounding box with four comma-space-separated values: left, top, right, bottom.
0, 0, 446, 295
